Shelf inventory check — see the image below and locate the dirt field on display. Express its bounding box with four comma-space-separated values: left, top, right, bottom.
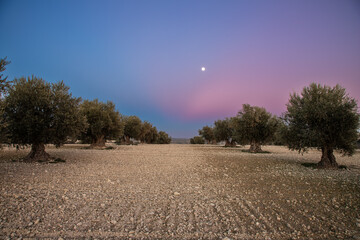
0, 144, 359, 239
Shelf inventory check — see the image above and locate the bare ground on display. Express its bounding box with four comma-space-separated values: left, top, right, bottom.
0, 144, 359, 239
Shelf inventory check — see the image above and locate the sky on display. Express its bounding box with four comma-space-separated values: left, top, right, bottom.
1, 0, 359, 138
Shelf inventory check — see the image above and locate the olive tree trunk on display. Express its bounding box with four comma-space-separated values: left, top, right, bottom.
24, 143, 50, 162
90, 135, 106, 148
318, 147, 338, 168
125, 135, 131, 145
225, 139, 236, 147
249, 141, 262, 153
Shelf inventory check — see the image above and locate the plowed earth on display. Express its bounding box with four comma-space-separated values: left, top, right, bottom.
0, 145, 359, 239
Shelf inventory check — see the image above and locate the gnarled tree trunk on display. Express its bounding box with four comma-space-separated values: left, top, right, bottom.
249, 141, 262, 153
24, 143, 50, 162
125, 135, 131, 145
225, 139, 236, 147
90, 135, 106, 148
318, 147, 338, 168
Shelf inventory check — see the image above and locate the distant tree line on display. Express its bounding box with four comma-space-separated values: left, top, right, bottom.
0, 57, 171, 162
192, 84, 359, 169
192, 104, 279, 150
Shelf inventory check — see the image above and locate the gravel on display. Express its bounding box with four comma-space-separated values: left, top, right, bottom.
0, 144, 359, 239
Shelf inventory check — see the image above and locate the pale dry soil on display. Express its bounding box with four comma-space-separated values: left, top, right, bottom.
0, 144, 359, 239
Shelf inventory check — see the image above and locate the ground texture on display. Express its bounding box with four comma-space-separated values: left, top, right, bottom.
0, 144, 359, 239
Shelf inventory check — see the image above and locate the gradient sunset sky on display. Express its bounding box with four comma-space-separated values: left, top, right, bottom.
1, 0, 359, 138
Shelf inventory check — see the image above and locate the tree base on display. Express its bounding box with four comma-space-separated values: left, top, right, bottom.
317, 159, 339, 169
124, 136, 134, 145
317, 147, 338, 169
225, 140, 236, 147
90, 136, 106, 149
24, 144, 51, 162
249, 142, 262, 153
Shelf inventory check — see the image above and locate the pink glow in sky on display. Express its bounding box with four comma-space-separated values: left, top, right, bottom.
1, 0, 359, 137
152, 47, 360, 122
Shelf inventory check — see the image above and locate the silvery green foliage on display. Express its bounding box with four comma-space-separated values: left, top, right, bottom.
233, 104, 279, 146
4, 76, 85, 147
284, 83, 359, 156
80, 99, 123, 145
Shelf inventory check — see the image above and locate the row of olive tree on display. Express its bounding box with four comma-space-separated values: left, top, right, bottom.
3, 76, 86, 162
194, 83, 359, 168
79, 100, 171, 147
193, 104, 278, 151
0, 58, 171, 162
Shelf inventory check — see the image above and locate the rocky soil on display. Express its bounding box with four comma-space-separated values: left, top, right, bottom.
0, 144, 359, 239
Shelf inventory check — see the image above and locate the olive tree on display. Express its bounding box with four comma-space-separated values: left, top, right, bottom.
80, 99, 123, 148
199, 125, 216, 144
190, 136, 205, 144
0, 57, 11, 97
213, 118, 236, 147
284, 83, 359, 168
157, 131, 171, 144
0, 57, 11, 144
4, 76, 85, 162
139, 121, 158, 144
123, 115, 142, 144
233, 104, 278, 153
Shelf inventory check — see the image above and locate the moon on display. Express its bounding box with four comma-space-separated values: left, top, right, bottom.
201, 67, 206, 71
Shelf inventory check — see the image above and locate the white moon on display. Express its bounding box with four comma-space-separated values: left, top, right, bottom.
201, 67, 206, 71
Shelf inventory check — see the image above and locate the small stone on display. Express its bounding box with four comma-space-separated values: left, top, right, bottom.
174, 192, 180, 196
111, 220, 117, 224
353, 234, 360, 240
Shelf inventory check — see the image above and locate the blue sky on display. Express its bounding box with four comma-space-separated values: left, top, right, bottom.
1, 0, 359, 138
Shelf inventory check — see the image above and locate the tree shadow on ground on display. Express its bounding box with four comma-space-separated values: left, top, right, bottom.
80, 146, 115, 150
241, 149, 271, 154
49, 158, 66, 164
301, 162, 348, 170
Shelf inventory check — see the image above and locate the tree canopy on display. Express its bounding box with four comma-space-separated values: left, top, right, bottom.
157, 131, 171, 144
139, 121, 158, 144
190, 136, 205, 144
4, 76, 85, 161
123, 115, 142, 144
80, 99, 123, 148
233, 104, 278, 152
0, 57, 11, 97
284, 83, 359, 168
199, 125, 216, 144
0, 57, 11, 144
213, 118, 236, 147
